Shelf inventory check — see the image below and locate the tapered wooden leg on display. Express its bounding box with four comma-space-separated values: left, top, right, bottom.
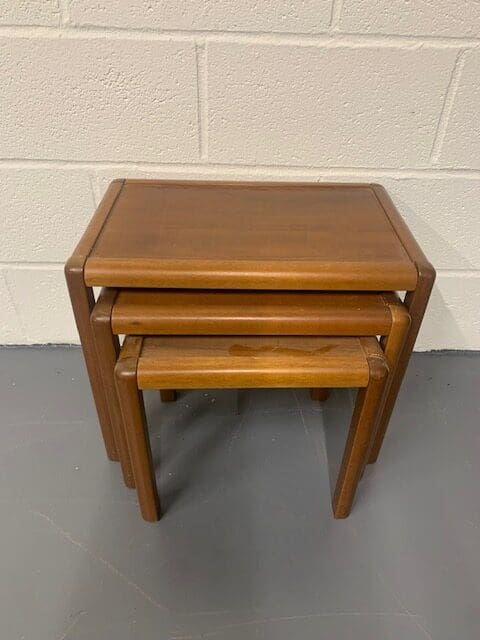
310, 388, 330, 401
333, 344, 389, 518
65, 266, 119, 461
368, 271, 434, 463
115, 340, 160, 522
64, 179, 125, 462
160, 389, 177, 402
91, 289, 135, 488
370, 185, 436, 465
367, 300, 411, 464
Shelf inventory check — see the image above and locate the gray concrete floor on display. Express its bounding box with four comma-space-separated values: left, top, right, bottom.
1, 347, 479, 640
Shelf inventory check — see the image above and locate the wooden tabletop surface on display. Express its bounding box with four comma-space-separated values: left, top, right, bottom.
136, 335, 373, 389
84, 180, 418, 290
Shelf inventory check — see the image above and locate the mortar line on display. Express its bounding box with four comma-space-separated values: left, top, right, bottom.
1, 24, 480, 49
87, 173, 100, 208
1, 158, 480, 179
58, 0, 70, 27
0, 262, 66, 269
434, 269, 480, 278
329, 0, 344, 31
430, 49, 468, 163
195, 41, 208, 161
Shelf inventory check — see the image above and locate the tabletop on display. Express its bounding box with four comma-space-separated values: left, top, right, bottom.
82, 180, 419, 290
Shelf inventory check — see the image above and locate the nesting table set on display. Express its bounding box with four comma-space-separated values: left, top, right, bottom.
66, 180, 434, 521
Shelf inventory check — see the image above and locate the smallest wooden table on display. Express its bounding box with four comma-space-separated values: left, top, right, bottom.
115, 335, 389, 521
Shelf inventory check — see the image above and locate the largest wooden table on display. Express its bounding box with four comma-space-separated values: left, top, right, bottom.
65, 179, 434, 462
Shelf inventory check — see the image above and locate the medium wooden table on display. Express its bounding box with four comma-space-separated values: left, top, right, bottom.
92, 287, 410, 487
66, 180, 434, 465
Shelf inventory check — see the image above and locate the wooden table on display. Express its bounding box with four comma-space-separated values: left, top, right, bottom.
66, 180, 435, 463
115, 334, 390, 521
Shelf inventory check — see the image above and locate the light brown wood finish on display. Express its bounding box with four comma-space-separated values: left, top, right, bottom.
333, 338, 389, 518
115, 337, 160, 522
67, 180, 433, 469
84, 181, 417, 291
137, 336, 371, 389
115, 335, 388, 521
112, 289, 392, 336
64, 180, 125, 461
90, 288, 178, 486
368, 185, 435, 463
366, 293, 411, 463
90, 288, 135, 488
97, 288, 408, 470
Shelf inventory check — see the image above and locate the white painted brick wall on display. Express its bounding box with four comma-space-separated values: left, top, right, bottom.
0, 1, 60, 26
4, 267, 78, 344
0, 38, 198, 162
206, 43, 457, 167
438, 50, 480, 168
69, 1, 333, 33
1, 169, 95, 262
339, 1, 480, 38
0, 1, 479, 349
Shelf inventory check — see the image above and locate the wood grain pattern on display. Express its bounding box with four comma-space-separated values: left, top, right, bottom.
96, 288, 408, 481
99, 288, 408, 471
90, 288, 135, 488
64, 179, 125, 461
136, 336, 371, 389
370, 185, 435, 462
333, 337, 389, 518
111, 289, 392, 335
67, 179, 433, 474
116, 334, 388, 521
115, 337, 160, 522
84, 181, 417, 290
366, 292, 411, 463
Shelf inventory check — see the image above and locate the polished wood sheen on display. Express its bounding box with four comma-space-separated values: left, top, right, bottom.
112, 289, 392, 335
90, 288, 134, 488
115, 337, 161, 521
91, 287, 177, 488
93, 287, 409, 480
115, 335, 389, 521
84, 181, 417, 290
67, 180, 434, 469
368, 185, 435, 462
333, 338, 389, 518
137, 336, 371, 389
65, 180, 125, 462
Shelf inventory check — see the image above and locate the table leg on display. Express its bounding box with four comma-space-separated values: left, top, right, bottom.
91, 289, 135, 487
116, 338, 161, 522
368, 268, 435, 463
65, 266, 118, 461
160, 390, 177, 402
333, 343, 389, 518
310, 388, 330, 401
